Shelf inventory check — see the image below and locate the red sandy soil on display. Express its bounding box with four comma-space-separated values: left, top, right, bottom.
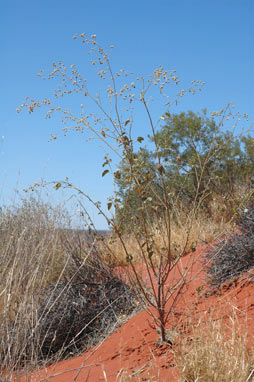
18, 245, 254, 382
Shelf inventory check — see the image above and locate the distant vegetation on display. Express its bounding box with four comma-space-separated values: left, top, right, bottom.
115, 109, 254, 230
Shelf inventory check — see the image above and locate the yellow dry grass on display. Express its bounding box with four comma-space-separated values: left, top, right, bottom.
103, 211, 233, 266
174, 309, 254, 382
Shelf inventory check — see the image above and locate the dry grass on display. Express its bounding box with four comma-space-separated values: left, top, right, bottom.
0, 196, 136, 378
0, 197, 70, 371
103, 181, 254, 267
104, 210, 233, 266
116, 308, 254, 382
173, 309, 254, 382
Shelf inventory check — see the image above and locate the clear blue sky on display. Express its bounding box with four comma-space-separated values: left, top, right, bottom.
1, 0, 253, 229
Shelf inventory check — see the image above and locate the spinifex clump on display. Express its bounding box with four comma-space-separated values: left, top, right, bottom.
206, 206, 254, 287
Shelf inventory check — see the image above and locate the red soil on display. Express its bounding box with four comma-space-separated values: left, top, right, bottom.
18, 245, 254, 382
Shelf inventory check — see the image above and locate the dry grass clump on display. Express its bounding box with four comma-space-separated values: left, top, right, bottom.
106, 180, 253, 268
35, 258, 136, 361
0, 196, 137, 374
104, 209, 233, 266
0, 197, 68, 369
174, 311, 254, 382
206, 205, 254, 287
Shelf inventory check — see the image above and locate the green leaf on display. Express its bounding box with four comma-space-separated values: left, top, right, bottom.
55, 182, 62, 190
114, 170, 121, 179
126, 254, 133, 262
190, 242, 196, 252
148, 250, 154, 258
137, 136, 144, 143
157, 163, 165, 174
124, 119, 130, 126
102, 160, 109, 168
102, 169, 109, 177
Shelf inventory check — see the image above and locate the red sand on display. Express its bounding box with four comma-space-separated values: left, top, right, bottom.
18, 245, 254, 382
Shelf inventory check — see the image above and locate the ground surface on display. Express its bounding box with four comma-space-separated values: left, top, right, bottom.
18, 244, 254, 382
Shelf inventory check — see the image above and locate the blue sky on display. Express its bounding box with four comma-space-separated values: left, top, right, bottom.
1, 0, 253, 229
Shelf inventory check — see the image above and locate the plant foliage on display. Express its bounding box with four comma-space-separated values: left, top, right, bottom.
115, 110, 254, 229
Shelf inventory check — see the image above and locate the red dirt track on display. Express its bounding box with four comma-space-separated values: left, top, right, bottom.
19, 245, 254, 382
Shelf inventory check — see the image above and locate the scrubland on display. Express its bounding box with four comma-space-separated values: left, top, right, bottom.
5, 33, 254, 382
1, 184, 254, 381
